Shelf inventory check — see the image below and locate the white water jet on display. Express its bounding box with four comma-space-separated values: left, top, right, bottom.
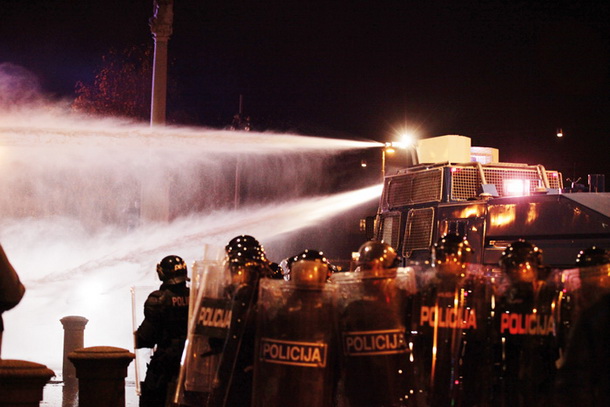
0, 103, 382, 374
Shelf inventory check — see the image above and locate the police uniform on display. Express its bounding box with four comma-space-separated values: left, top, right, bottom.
207, 235, 276, 407
493, 280, 560, 406
136, 256, 189, 407
414, 270, 493, 407
492, 240, 560, 407
336, 273, 418, 407
412, 234, 495, 407
554, 293, 610, 406
331, 241, 423, 407
253, 250, 337, 407
554, 247, 610, 407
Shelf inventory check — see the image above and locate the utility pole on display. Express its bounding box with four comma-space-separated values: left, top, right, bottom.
149, 0, 173, 126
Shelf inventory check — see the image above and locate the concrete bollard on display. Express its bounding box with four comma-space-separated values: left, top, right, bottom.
68, 346, 134, 407
60, 316, 88, 407
0, 359, 55, 407
60, 316, 88, 382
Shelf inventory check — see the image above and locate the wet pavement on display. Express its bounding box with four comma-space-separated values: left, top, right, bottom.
40, 380, 139, 407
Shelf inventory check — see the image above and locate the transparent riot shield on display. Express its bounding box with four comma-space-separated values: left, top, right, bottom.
553, 263, 610, 407
332, 267, 422, 407
491, 269, 562, 406
455, 265, 496, 407
553, 263, 610, 368
252, 278, 337, 407
206, 261, 264, 407
411, 264, 495, 407
560, 263, 610, 327
173, 260, 231, 406
548, 267, 576, 358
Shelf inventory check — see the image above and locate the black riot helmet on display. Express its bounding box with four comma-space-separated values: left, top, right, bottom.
225, 235, 274, 283
575, 246, 610, 290
225, 235, 268, 263
499, 239, 543, 283
432, 234, 473, 277
355, 240, 400, 276
575, 246, 610, 268
157, 255, 188, 284
281, 249, 335, 284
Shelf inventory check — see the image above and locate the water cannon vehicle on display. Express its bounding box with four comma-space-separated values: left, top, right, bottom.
372, 135, 610, 267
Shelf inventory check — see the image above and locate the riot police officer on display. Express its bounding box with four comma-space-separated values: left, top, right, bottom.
136, 255, 190, 407
554, 246, 610, 357
253, 249, 337, 407
207, 235, 276, 407
494, 240, 559, 407
415, 234, 491, 407
173, 236, 273, 407
555, 246, 610, 407
334, 241, 422, 406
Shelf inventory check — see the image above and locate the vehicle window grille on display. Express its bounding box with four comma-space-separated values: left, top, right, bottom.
451, 168, 480, 201
449, 166, 564, 199
403, 207, 435, 255
546, 172, 562, 189
385, 169, 443, 208
483, 168, 541, 196
412, 170, 443, 203
381, 214, 401, 249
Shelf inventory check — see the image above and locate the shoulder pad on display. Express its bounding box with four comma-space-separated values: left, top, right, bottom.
143, 290, 165, 319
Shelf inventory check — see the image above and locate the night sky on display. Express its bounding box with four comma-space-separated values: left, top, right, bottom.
2, 0, 610, 185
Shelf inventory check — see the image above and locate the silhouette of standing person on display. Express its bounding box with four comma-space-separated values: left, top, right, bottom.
136, 255, 189, 407
554, 246, 610, 407
0, 244, 25, 358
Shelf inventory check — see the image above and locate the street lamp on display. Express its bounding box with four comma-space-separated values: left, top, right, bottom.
381, 142, 396, 180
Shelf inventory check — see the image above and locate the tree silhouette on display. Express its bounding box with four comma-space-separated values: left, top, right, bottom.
72, 45, 153, 120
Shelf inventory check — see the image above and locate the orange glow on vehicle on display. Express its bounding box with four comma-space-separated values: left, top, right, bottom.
490, 205, 516, 227
525, 203, 539, 225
